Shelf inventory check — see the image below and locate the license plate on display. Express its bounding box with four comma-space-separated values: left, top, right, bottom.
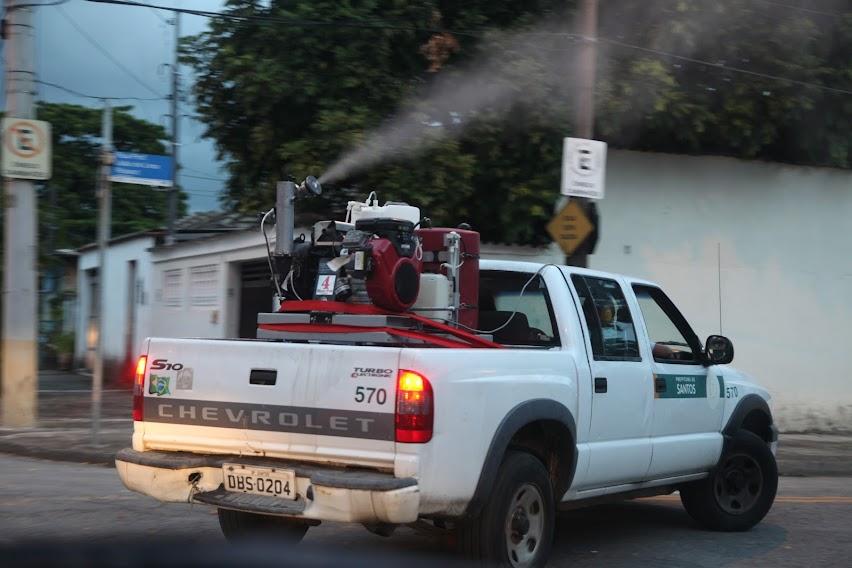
222, 463, 296, 500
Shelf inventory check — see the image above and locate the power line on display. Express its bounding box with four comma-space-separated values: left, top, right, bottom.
148, 5, 168, 24
36, 79, 166, 101
183, 172, 227, 182
86, 0, 851, 98
56, 4, 165, 98
182, 164, 220, 176
7, 1, 71, 9
83, 0, 484, 38
597, 35, 852, 97
741, 0, 845, 18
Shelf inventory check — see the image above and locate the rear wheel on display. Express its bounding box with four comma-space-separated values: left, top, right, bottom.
458, 451, 555, 567
217, 508, 310, 542
680, 430, 777, 531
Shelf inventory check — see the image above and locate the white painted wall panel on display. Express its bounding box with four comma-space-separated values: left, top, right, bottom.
592, 151, 852, 431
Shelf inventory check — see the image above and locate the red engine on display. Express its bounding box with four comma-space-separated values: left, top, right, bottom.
366, 237, 422, 311
353, 218, 422, 312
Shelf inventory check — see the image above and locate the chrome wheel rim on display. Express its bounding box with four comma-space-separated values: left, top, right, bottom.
714, 453, 763, 515
505, 483, 544, 567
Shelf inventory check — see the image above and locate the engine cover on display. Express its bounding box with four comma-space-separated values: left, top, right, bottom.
365, 238, 421, 311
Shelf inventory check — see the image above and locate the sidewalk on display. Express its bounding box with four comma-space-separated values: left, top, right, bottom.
1, 372, 851, 473
0, 371, 131, 465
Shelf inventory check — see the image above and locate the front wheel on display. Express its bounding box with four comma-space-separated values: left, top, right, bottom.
458, 451, 555, 567
680, 430, 778, 531
217, 508, 310, 542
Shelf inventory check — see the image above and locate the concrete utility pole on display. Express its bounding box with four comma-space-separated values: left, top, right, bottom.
92, 102, 113, 444
565, 0, 598, 268
1, 2, 37, 427
165, 11, 180, 245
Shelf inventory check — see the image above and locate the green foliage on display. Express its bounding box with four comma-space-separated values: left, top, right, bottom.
184, 0, 851, 245
34, 102, 185, 252
596, 0, 852, 167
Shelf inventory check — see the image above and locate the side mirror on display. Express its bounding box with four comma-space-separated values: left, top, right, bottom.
705, 335, 734, 365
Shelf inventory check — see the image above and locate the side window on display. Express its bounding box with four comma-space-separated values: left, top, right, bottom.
479, 271, 560, 347
571, 275, 641, 361
632, 285, 701, 364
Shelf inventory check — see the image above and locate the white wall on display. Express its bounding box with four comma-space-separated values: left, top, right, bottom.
149, 230, 281, 340
591, 150, 852, 432
75, 236, 155, 373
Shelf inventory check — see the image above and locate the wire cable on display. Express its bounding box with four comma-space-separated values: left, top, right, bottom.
56, 4, 165, 98
7, 0, 71, 10
731, 0, 844, 18
596, 35, 852, 97
83, 0, 484, 37
183, 172, 227, 182
260, 207, 283, 298
36, 79, 166, 101
435, 263, 562, 337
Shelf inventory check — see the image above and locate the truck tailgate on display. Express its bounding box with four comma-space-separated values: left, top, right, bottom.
137, 338, 400, 469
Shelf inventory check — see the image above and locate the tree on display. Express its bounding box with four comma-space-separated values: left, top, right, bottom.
34, 102, 186, 252
184, 0, 851, 245
595, 0, 852, 168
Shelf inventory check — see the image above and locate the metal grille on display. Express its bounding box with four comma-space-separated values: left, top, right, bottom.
162, 268, 183, 308
190, 264, 219, 307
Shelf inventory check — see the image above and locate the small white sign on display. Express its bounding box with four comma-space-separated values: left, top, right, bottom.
2, 118, 52, 180
315, 274, 337, 296
561, 137, 606, 200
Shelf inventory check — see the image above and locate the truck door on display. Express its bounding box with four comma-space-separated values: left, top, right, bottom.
569, 274, 653, 489
631, 284, 724, 479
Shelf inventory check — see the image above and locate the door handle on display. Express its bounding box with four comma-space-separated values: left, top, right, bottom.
250, 369, 277, 386
655, 376, 667, 393
594, 377, 608, 394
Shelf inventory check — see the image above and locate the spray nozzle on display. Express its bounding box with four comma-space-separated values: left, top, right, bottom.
297, 175, 322, 196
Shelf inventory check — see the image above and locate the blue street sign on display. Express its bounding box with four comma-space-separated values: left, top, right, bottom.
109, 152, 173, 187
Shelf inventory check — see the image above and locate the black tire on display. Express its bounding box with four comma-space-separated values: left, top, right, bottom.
458, 451, 555, 567
680, 430, 778, 531
217, 508, 310, 543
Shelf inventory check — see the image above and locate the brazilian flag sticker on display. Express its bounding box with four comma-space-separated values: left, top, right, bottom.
149, 374, 171, 396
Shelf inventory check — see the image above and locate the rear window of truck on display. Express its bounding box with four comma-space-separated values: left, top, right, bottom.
478, 270, 560, 348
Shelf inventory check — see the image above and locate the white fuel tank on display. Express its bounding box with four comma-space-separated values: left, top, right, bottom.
411, 273, 451, 323
348, 198, 420, 225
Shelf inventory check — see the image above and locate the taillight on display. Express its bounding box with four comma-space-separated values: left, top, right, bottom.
395, 370, 433, 443
132, 355, 147, 421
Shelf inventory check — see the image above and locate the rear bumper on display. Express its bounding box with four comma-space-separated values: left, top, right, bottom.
115, 448, 419, 524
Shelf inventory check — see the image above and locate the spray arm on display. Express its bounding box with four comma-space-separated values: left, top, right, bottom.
271, 176, 323, 298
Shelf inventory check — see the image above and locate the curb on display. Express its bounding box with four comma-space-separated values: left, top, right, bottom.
0, 439, 119, 467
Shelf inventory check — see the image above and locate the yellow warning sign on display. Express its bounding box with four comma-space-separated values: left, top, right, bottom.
547, 200, 594, 256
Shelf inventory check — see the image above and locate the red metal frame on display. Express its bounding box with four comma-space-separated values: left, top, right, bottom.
260, 300, 502, 349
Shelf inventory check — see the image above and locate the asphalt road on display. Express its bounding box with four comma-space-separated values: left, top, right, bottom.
1, 455, 850, 566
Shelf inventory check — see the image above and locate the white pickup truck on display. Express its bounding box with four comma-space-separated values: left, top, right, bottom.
116, 260, 778, 567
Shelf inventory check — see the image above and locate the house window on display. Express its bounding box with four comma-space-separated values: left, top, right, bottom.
162, 269, 183, 308
189, 264, 219, 307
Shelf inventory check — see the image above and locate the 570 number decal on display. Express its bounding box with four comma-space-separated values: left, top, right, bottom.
355, 386, 387, 405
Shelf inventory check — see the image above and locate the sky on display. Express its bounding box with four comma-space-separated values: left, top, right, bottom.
29, 0, 228, 212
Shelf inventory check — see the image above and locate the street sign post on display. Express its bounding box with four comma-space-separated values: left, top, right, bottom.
109, 152, 173, 187
1, 118, 52, 180
561, 137, 606, 200
547, 199, 594, 257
